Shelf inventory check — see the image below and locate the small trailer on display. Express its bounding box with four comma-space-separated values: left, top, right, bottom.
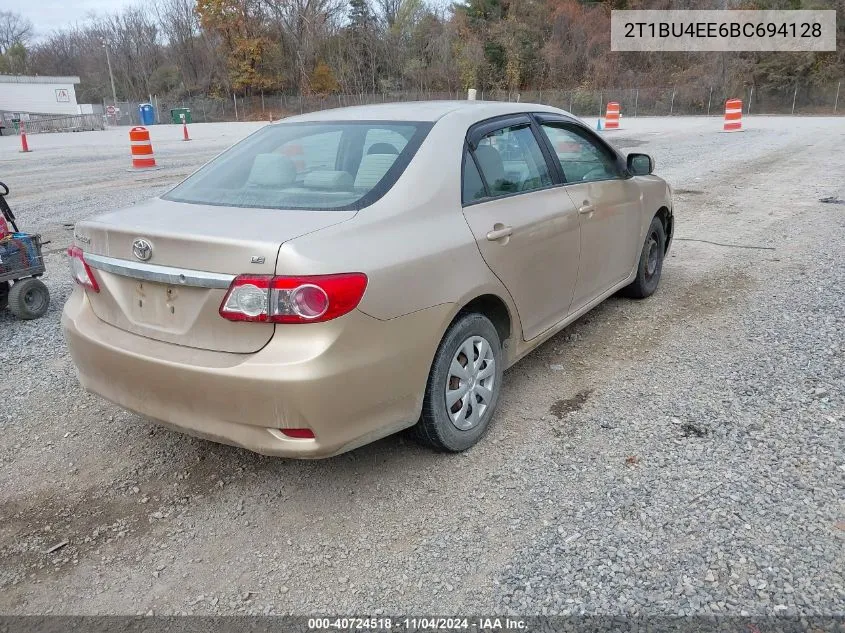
0, 181, 50, 320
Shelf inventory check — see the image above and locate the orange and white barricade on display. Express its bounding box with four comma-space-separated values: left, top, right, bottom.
723, 99, 742, 132
604, 102, 620, 129
129, 126, 158, 169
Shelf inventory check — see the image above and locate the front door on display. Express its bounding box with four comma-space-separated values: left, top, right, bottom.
535, 120, 642, 311
461, 118, 581, 341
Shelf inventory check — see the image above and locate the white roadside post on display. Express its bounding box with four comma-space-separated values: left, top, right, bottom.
467, 88, 477, 101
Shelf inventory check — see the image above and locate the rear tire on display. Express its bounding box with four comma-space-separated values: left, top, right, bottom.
8, 277, 50, 320
621, 216, 666, 299
412, 313, 504, 452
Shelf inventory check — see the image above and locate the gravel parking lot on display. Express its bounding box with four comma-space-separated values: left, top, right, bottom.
0, 115, 842, 617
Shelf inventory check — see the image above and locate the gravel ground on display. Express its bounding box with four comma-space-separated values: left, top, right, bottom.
0, 116, 842, 617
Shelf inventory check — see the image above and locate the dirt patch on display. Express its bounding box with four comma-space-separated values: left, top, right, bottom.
0, 448, 232, 593
664, 269, 754, 326
673, 189, 705, 195
0, 486, 153, 594
550, 389, 593, 420
680, 422, 709, 438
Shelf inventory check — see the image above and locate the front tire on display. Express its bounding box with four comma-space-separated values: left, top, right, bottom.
621, 216, 666, 299
8, 277, 50, 320
412, 313, 504, 452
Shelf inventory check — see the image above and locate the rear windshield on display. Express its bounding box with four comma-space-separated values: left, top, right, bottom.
163, 121, 432, 211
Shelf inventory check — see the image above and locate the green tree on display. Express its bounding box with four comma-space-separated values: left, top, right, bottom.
0, 41, 28, 74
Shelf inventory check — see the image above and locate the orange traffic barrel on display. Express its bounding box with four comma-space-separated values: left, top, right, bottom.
604, 102, 620, 129
129, 126, 158, 169
724, 99, 743, 132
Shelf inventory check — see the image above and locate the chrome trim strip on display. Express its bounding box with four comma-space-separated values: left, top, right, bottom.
85, 253, 235, 289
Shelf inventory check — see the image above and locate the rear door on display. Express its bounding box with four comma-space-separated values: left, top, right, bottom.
534, 118, 642, 312
460, 116, 581, 341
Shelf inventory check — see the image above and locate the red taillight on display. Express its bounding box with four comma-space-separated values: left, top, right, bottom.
279, 428, 315, 439
67, 246, 100, 292
219, 273, 367, 324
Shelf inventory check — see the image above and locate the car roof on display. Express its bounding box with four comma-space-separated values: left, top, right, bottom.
278, 100, 574, 124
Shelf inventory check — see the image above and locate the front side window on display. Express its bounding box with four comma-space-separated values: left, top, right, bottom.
538, 123, 621, 183
164, 121, 430, 211
469, 124, 552, 199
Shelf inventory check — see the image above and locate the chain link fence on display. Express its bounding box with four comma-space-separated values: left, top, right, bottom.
0, 111, 105, 135
101, 80, 842, 126
488, 82, 843, 118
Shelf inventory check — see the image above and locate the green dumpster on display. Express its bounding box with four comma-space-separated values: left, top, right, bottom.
170, 108, 192, 124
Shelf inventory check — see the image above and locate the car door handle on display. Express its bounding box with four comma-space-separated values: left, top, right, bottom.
578, 204, 595, 215
486, 225, 513, 241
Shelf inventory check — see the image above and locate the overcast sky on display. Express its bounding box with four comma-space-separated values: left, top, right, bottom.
9, 0, 133, 38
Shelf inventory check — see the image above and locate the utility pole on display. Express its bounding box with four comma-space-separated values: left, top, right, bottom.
103, 40, 118, 110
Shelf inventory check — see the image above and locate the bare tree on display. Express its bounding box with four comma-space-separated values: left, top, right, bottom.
262, 0, 346, 92
375, 0, 402, 27
0, 10, 33, 55
153, 0, 223, 92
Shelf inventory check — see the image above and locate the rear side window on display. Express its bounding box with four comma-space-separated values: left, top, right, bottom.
462, 151, 486, 203
467, 124, 552, 200
164, 121, 432, 211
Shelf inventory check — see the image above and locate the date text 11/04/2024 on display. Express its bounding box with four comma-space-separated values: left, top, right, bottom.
307, 617, 528, 631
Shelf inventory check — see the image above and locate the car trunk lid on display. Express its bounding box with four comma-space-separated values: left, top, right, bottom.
75, 198, 355, 353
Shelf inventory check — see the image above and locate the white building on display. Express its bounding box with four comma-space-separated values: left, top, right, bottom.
0, 75, 82, 115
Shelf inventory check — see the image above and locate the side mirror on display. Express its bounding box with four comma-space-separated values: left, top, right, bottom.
627, 153, 654, 176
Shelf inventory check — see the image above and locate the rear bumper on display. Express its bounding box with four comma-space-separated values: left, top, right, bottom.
62, 288, 451, 458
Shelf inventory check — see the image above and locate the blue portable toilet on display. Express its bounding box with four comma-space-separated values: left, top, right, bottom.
139, 103, 155, 125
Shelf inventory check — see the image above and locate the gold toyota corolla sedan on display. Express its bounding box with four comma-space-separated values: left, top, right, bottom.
62, 101, 673, 458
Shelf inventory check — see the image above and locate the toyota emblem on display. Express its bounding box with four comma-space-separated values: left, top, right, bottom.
132, 238, 153, 261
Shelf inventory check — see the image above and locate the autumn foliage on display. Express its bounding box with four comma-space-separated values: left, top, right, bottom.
3, 0, 843, 102
195, 0, 276, 92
